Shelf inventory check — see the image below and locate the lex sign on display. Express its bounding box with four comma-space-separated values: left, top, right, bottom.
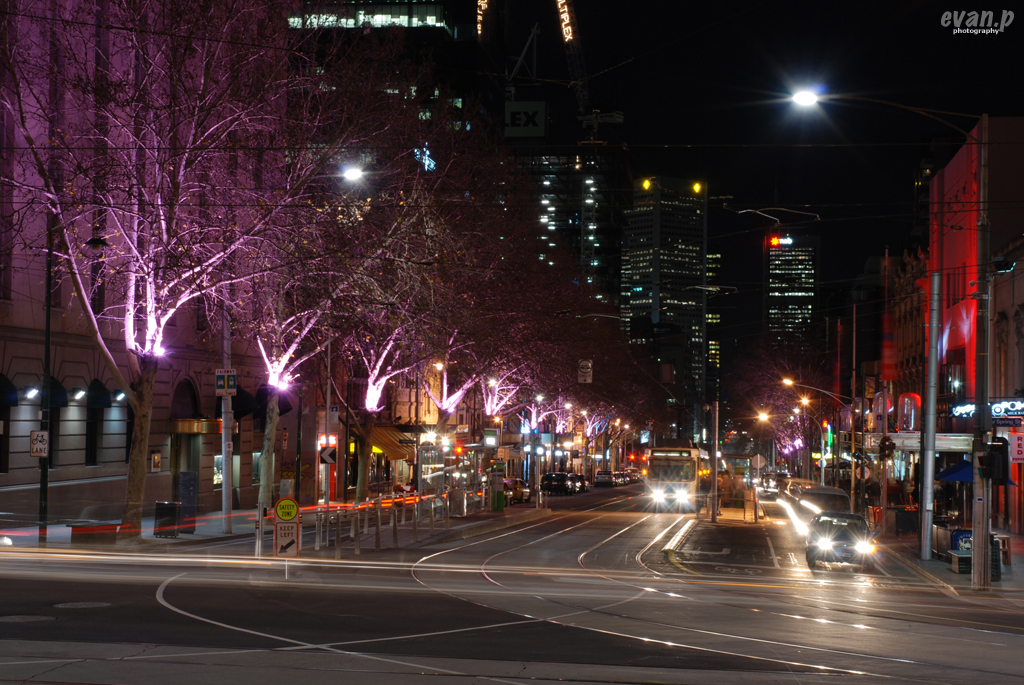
504, 102, 546, 138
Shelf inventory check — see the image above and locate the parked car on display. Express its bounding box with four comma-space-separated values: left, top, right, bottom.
614, 471, 628, 485
573, 474, 590, 492
624, 468, 641, 483
595, 470, 615, 487
541, 472, 573, 495
805, 512, 877, 570
503, 478, 531, 504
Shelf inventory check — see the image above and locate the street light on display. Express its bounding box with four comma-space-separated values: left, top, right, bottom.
791, 92, 990, 583
342, 167, 364, 181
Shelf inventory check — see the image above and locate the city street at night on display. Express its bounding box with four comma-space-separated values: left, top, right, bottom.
4, 487, 1024, 684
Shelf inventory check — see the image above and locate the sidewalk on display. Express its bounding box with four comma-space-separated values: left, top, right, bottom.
879, 527, 1024, 595
0, 501, 553, 557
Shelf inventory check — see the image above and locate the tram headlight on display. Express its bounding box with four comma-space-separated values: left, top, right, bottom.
855, 541, 876, 554
674, 490, 688, 502
652, 490, 666, 502
816, 538, 833, 550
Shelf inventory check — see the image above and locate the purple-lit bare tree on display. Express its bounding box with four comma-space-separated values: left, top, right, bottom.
0, 0, 392, 539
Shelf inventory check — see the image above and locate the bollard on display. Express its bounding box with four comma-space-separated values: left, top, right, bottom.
401, 498, 407, 525
374, 500, 382, 552
254, 507, 262, 558
363, 501, 370, 535
392, 507, 399, 548
429, 496, 436, 536
412, 494, 420, 543
353, 508, 361, 556
335, 512, 342, 560
444, 493, 451, 531
314, 506, 322, 551
325, 504, 330, 548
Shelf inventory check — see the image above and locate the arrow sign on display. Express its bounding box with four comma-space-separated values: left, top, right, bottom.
319, 447, 337, 464
279, 539, 296, 554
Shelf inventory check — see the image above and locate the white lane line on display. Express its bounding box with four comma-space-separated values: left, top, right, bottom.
765, 536, 781, 568
154, 573, 524, 685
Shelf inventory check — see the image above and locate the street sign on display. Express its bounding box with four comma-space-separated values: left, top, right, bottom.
329, 405, 339, 425
275, 521, 299, 557
29, 430, 49, 458
275, 497, 298, 522
578, 359, 593, 384
751, 454, 766, 469
215, 368, 237, 397
398, 439, 417, 445
994, 417, 1023, 427
319, 447, 337, 464
274, 497, 299, 558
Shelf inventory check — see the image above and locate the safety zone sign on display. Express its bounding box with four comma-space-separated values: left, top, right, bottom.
275, 497, 299, 558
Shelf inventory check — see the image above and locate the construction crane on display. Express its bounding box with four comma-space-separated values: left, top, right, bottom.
553, 0, 622, 280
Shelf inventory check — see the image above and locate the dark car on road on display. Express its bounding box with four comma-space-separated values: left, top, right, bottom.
542, 472, 573, 495
805, 512, 877, 570
568, 473, 589, 493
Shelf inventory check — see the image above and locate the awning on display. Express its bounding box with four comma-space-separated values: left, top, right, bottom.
86, 379, 112, 409
0, 374, 18, 407
216, 386, 259, 420
371, 426, 416, 460
45, 377, 68, 408
937, 460, 972, 482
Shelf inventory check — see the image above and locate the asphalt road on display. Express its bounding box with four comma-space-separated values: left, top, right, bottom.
2, 486, 1024, 684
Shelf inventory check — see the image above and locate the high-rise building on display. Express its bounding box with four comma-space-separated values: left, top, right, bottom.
622, 177, 708, 430
763, 233, 819, 337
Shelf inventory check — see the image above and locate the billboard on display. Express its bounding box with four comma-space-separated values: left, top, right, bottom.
504, 101, 546, 138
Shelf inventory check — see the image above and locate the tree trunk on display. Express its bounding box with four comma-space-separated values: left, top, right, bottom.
118, 358, 158, 543
354, 411, 377, 502
434, 408, 452, 437
258, 392, 280, 510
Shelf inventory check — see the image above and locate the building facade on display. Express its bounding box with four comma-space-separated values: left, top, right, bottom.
763, 233, 819, 338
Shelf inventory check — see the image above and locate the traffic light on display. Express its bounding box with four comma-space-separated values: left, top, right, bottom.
988, 437, 1010, 485
878, 436, 895, 461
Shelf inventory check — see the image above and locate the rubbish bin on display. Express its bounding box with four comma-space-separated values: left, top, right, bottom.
154, 501, 181, 538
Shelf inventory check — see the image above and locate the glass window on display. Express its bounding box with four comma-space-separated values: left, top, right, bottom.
214, 454, 224, 488
252, 451, 262, 484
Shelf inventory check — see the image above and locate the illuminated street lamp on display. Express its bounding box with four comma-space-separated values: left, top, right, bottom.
342, 166, 364, 181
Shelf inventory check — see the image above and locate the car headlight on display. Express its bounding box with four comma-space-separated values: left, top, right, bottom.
855, 541, 876, 554
674, 490, 688, 501
652, 490, 666, 502
816, 538, 833, 550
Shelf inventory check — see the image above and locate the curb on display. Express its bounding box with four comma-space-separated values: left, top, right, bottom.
883, 545, 959, 596
414, 508, 553, 547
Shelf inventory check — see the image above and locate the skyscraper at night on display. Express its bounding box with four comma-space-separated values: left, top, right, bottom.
763, 233, 819, 337
622, 177, 708, 432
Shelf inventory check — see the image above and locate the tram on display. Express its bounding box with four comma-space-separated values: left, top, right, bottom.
643, 446, 704, 509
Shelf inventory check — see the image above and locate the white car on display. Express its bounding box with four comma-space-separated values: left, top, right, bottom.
594, 470, 615, 486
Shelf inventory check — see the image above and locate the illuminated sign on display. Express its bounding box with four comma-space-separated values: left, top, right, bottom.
769, 236, 794, 246
952, 400, 1024, 418
477, 0, 488, 38
557, 0, 573, 42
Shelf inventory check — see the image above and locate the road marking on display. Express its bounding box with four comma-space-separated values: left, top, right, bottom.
678, 547, 731, 556
765, 536, 781, 568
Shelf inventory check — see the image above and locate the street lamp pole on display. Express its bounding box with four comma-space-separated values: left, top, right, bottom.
39, 216, 53, 547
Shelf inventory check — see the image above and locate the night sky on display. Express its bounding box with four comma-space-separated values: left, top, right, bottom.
503, 0, 1019, 351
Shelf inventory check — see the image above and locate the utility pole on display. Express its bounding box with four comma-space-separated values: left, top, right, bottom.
850, 303, 857, 513
921, 271, 940, 560
711, 401, 718, 523
221, 302, 233, 533
973, 113, 991, 592
39, 217, 53, 546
